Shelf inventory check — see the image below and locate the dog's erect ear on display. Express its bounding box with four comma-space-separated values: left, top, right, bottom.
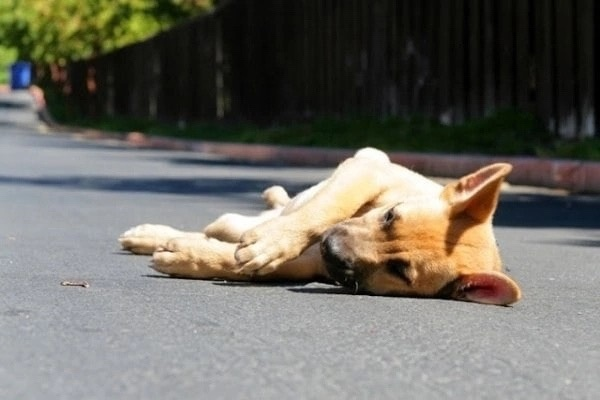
442, 163, 512, 221
451, 271, 521, 305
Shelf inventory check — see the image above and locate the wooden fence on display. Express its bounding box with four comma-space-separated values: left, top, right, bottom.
39, 0, 598, 138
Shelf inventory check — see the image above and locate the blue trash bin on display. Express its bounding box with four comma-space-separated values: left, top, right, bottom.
10, 61, 32, 90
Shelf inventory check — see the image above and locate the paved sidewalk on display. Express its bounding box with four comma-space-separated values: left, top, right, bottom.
0, 86, 45, 129
25, 86, 600, 193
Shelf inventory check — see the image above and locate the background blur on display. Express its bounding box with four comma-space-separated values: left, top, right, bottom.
0, 0, 212, 82
2, 0, 600, 158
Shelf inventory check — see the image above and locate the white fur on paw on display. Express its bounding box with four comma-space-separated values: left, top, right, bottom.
151, 237, 207, 278
262, 185, 290, 208
120, 224, 183, 239
119, 224, 190, 255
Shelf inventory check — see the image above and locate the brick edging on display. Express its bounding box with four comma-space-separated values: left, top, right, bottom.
126, 134, 600, 193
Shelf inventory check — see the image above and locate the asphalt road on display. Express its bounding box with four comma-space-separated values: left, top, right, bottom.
1, 90, 599, 400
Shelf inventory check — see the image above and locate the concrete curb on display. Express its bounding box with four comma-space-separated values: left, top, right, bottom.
58, 129, 600, 194
29, 86, 600, 194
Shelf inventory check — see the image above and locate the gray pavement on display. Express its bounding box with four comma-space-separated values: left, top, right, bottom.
1, 90, 600, 399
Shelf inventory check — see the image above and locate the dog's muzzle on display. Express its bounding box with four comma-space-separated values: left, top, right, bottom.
320, 233, 360, 289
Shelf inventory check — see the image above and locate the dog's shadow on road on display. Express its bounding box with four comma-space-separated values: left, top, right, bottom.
213, 280, 353, 295
0, 173, 314, 197
285, 286, 357, 295
143, 273, 353, 295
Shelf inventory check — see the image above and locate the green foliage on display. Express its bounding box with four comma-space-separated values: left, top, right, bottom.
45, 103, 599, 160
43, 81, 594, 160
537, 137, 600, 160
0, 46, 18, 84
189, 110, 550, 157
0, 0, 212, 64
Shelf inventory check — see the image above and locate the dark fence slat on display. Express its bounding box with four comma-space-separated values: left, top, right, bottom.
395, 0, 409, 117
555, 0, 576, 138
467, 0, 482, 118
420, 0, 437, 119
515, 0, 532, 112
535, 0, 556, 133
437, 0, 452, 124
576, 0, 595, 138
497, 0, 515, 109
482, 0, 497, 116
369, 0, 387, 116
452, 0, 466, 123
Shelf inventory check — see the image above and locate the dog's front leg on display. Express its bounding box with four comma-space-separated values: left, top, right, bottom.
235, 154, 392, 275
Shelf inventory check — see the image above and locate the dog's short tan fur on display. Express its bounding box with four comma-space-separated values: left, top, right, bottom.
120, 148, 521, 305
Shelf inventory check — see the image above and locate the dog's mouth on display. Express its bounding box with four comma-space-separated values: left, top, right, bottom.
320, 236, 362, 292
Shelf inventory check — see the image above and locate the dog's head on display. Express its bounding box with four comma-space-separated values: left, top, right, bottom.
320, 163, 521, 305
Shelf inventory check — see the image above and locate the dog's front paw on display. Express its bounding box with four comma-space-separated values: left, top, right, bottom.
119, 224, 187, 255
234, 218, 308, 275
151, 236, 232, 279
152, 237, 200, 276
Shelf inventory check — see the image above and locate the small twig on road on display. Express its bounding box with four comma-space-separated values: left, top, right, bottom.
60, 280, 90, 288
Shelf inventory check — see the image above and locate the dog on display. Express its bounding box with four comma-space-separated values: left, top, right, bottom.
119, 147, 521, 305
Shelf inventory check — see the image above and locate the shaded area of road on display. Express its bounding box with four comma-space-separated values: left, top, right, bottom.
0, 169, 598, 231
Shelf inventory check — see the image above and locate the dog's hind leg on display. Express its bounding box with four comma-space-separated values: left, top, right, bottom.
203, 208, 283, 242
202, 186, 290, 242
120, 186, 289, 254
262, 185, 290, 209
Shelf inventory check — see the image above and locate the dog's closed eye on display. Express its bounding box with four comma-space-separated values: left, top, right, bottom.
382, 202, 405, 229
382, 206, 399, 228
383, 209, 395, 223
386, 259, 412, 285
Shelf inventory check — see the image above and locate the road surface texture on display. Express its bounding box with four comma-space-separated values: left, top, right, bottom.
1, 90, 599, 399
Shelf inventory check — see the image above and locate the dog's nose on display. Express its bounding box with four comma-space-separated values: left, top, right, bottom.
320, 233, 340, 258
321, 232, 357, 286
320, 227, 352, 260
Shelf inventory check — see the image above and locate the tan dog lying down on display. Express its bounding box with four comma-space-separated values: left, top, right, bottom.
120, 147, 521, 305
